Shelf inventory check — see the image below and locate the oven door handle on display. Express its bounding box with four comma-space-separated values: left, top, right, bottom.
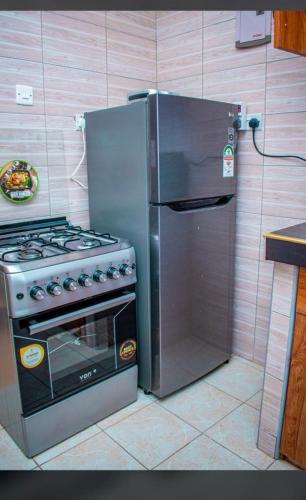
28, 292, 136, 336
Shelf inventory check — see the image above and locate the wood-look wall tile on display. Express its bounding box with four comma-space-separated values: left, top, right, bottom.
49, 172, 89, 216
203, 19, 266, 74
157, 29, 202, 82
203, 63, 266, 114
158, 75, 202, 98
107, 75, 155, 108
263, 112, 306, 166
265, 311, 290, 381
262, 165, 306, 219
254, 307, 270, 366
0, 113, 47, 166
42, 12, 106, 73
271, 263, 296, 317
253, 261, 274, 366
235, 212, 261, 261
258, 374, 283, 457
234, 256, 259, 306
46, 115, 86, 167
156, 11, 202, 40
203, 11, 235, 26
232, 299, 256, 361
0, 11, 42, 62
0, 57, 44, 114
266, 57, 306, 114
69, 211, 90, 228
0, 112, 49, 221
236, 164, 263, 214
107, 11, 156, 41
44, 65, 107, 116
107, 30, 156, 82
52, 11, 106, 27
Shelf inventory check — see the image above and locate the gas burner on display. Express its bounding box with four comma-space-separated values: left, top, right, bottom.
76, 238, 100, 250
17, 247, 43, 261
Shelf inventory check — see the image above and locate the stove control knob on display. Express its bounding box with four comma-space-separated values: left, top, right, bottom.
93, 270, 107, 283
78, 274, 93, 287
30, 286, 46, 301
63, 278, 78, 292
47, 282, 63, 296
107, 267, 120, 280
119, 264, 133, 276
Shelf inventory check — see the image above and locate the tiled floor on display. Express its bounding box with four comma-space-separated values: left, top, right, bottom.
0, 355, 301, 470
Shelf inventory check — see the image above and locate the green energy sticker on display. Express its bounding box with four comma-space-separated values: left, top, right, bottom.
223, 145, 234, 178
0, 159, 39, 203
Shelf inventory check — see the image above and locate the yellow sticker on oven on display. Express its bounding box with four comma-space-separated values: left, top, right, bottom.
20, 344, 45, 369
119, 339, 136, 361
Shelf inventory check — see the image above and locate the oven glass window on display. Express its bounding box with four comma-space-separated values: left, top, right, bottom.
47, 312, 116, 398
14, 295, 137, 415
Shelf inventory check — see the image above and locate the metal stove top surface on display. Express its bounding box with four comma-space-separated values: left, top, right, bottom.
0, 217, 130, 274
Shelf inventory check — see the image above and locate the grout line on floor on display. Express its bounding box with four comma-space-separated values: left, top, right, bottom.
151, 432, 204, 470
202, 431, 262, 470
97, 399, 156, 431
102, 429, 149, 470
34, 425, 104, 467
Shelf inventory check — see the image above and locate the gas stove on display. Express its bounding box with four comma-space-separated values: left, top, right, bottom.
0, 216, 137, 457
0, 216, 136, 318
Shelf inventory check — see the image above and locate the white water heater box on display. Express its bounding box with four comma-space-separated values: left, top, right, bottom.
236, 11, 272, 48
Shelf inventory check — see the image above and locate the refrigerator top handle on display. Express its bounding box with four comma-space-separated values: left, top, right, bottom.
147, 93, 239, 205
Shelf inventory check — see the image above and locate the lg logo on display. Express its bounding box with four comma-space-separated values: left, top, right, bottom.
79, 368, 97, 382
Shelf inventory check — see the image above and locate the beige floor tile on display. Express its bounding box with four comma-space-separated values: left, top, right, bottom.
34, 424, 101, 465
269, 459, 301, 471
206, 404, 274, 470
41, 432, 144, 470
204, 357, 264, 401
105, 402, 200, 469
158, 379, 241, 432
0, 430, 36, 470
155, 434, 256, 470
97, 389, 155, 429
246, 391, 262, 411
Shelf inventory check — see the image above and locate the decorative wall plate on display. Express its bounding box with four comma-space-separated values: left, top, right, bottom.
0, 160, 39, 203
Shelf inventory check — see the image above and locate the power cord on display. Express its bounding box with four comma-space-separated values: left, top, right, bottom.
249, 118, 306, 162
70, 124, 88, 190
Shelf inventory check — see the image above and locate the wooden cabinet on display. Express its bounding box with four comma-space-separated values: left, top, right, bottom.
281, 267, 306, 468
274, 11, 306, 56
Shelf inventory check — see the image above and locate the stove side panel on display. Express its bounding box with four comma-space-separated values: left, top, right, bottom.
0, 272, 24, 450
85, 102, 151, 391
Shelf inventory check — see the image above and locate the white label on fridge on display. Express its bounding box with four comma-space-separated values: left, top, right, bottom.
223, 145, 234, 177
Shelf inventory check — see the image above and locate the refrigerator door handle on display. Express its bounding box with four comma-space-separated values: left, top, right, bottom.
166, 194, 234, 212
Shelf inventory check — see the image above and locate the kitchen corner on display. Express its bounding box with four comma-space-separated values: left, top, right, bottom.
258, 223, 306, 469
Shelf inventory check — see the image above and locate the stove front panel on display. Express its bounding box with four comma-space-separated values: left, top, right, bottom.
6, 249, 136, 318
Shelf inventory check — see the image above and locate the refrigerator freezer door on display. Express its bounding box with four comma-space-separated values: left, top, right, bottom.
150, 195, 236, 398
148, 94, 237, 204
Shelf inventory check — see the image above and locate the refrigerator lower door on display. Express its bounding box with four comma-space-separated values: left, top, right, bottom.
150, 195, 236, 398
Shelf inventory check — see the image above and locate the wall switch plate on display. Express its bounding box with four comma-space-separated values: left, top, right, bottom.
75, 113, 85, 131
16, 85, 33, 105
247, 113, 262, 130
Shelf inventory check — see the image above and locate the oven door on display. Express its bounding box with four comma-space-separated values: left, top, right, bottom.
13, 291, 136, 416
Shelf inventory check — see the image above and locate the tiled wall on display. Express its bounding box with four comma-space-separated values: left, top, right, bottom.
258, 262, 297, 457
2, 11, 306, 368
0, 10, 156, 227
156, 10, 306, 366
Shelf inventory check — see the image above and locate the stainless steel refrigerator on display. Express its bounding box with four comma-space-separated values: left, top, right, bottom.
85, 91, 238, 398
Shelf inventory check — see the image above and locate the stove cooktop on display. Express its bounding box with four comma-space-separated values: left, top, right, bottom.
0, 217, 130, 273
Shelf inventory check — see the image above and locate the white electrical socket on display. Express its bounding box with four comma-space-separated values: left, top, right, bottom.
247, 113, 262, 130
75, 113, 85, 131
